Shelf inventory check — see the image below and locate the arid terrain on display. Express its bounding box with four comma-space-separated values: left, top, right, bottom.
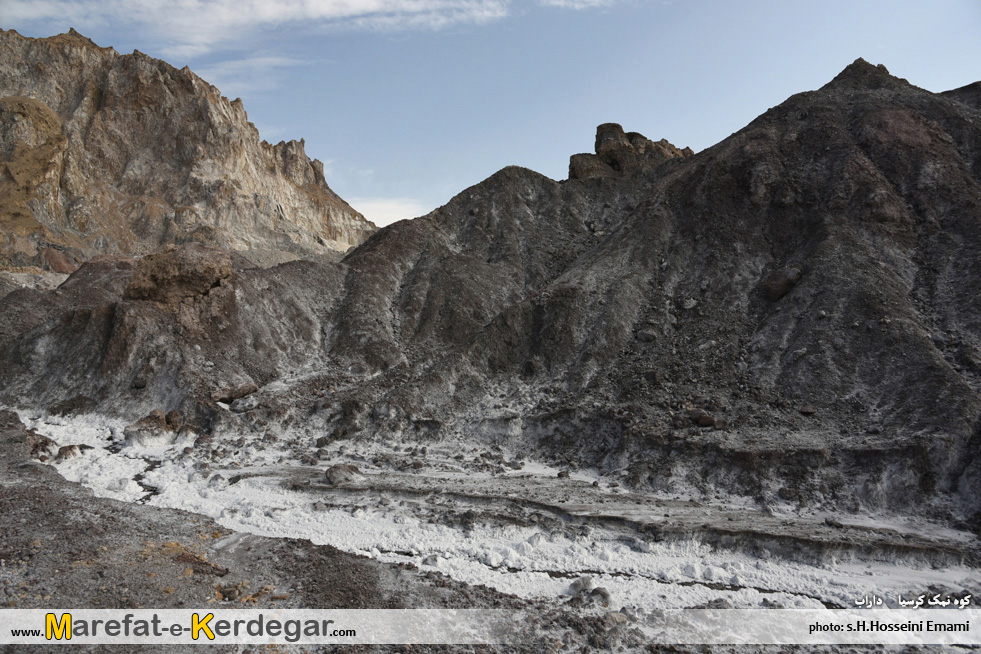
1, 28, 980, 653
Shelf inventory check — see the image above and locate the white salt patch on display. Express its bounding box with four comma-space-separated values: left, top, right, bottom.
18, 411, 147, 502
13, 410, 981, 614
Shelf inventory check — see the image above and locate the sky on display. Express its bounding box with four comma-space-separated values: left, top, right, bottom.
3, 1, 980, 226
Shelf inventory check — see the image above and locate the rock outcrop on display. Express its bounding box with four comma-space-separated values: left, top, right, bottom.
123, 243, 234, 306
2, 58, 980, 530
0, 28, 375, 271
570, 122, 693, 180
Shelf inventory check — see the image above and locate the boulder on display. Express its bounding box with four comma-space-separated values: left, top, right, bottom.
325, 464, 364, 487
212, 382, 259, 404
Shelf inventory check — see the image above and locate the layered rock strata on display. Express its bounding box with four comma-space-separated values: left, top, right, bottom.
0, 28, 375, 271
2, 59, 980, 531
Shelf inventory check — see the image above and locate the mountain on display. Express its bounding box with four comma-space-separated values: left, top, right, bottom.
2, 57, 980, 531
0, 28, 375, 272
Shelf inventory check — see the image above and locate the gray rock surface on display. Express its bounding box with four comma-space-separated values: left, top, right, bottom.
324, 463, 364, 486
0, 268, 67, 299
3, 48, 981, 652
1, 56, 980, 544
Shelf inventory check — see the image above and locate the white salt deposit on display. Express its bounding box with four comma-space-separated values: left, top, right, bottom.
17, 411, 981, 614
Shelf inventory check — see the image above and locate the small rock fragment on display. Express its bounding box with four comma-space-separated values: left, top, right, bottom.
635, 329, 658, 342
690, 409, 716, 428
604, 612, 629, 627
589, 587, 612, 605
325, 464, 363, 486
56, 445, 80, 461
219, 586, 240, 601
211, 382, 259, 404
763, 267, 802, 301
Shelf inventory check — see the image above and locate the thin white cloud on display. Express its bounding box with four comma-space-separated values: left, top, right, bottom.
538, 0, 610, 7
344, 2, 509, 31
7, 0, 614, 59
7, 0, 513, 58
349, 197, 434, 226
1, 0, 84, 22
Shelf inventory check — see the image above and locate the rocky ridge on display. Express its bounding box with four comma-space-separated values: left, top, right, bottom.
1, 58, 980, 537
0, 28, 375, 272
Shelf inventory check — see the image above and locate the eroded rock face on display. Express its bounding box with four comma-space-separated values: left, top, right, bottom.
570, 123, 694, 181
0, 96, 67, 254
124, 243, 233, 305
0, 28, 376, 271
1, 58, 980, 528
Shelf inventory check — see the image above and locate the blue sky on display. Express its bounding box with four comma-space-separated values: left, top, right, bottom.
4, 1, 980, 225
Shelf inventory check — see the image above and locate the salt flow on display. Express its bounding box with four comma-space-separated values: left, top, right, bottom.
20, 410, 981, 617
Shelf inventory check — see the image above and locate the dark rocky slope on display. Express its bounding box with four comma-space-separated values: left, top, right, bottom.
1, 59, 979, 529
0, 28, 375, 272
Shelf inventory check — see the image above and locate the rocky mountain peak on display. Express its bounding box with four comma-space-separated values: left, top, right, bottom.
0, 28, 376, 272
1, 43, 980, 538
569, 123, 693, 181
822, 57, 907, 92
40, 27, 113, 53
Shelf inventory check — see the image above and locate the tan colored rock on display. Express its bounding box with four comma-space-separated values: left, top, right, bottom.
165, 410, 183, 428
124, 243, 233, 305
39, 248, 76, 273
55, 445, 80, 461
123, 409, 181, 447
0, 28, 376, 269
